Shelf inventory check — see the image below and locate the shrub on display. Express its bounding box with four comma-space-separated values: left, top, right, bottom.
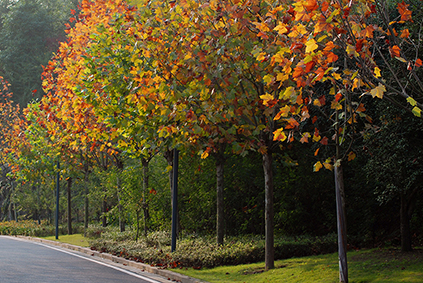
88, 232, 339, 268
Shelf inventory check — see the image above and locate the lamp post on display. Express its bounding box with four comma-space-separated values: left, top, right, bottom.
55, 160, 60, 240
171, 148, 178, 252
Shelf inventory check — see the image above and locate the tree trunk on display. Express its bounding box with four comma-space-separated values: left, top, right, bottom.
117, 175, 125, 232
142, 157, 150, 237
67, 177, 73, 235
135, 209, 140, 242
335, 165, 348, 282
335, 106, 348, 283
400, 193, 412, 252
215, 151, 225, 246
102, 200, 107, 227
84, 170, 89, 235
263, 152, 274, 270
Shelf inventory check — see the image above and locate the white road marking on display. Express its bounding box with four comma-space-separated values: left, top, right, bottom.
5, 236, 162, 283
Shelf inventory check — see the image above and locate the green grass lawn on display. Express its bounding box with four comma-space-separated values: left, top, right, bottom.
173, 248, 423, 283
41, 234, 90, 247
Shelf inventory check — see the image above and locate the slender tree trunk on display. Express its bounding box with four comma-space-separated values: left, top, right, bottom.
400, 193, 412, 252
135, 209, 140, 242
263, 152, 274, 270
142, 158, 150, 237
215, 152, 225, 246
117, 175, 125, 232
102, 200, 107, 227
335, 165, 348, 282
335, 106, 348, 283
84, 169, 89, 235
67, 177, 73, 235
13, 201, 17, 222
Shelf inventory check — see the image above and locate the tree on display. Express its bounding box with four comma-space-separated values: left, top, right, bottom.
365, 101, 423, 252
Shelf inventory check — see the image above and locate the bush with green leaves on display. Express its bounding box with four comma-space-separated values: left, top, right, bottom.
88, 230, 338, 268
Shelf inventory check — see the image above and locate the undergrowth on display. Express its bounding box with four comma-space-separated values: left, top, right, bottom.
87, 226, 339, 268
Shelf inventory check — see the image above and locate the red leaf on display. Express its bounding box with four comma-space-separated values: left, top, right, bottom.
335, 92, 342, 102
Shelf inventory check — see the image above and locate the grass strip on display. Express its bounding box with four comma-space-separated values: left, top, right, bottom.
41, 234, 90, 247
172, 248, 423, 282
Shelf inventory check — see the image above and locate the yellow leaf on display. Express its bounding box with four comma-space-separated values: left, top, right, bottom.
305, 39, 318, 53
256, 52, 267, 62
407, 97, 417, 106
348, 151, 356, 161
273, 128, 287, 141
276, 72, 289, 82
323, 162, 334, 171
352, 78, 363, 91
314, 161, 323, 172
274, 22, 288, 34
332, 73, 341, 80
370, 83, 386, 99
274, 105, 291, 120
312, 133, 321, 142
260, 93, 274, 106
313, 99, 321, 106
346, 44, 358, 57
280, 86, 296, 100
374, 67, 381, 78
331, 100, 342, 110
201, 151, 209, 159
263, 75, 273, 85
412, 106, 422, 117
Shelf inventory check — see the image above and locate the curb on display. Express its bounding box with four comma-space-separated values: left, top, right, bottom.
15, 236, 207, 283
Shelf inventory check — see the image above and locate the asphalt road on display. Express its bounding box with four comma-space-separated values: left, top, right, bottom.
0, 236, 164, 283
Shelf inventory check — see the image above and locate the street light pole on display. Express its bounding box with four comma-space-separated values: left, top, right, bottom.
171, 148, 179, 252
55, 160, 60, 240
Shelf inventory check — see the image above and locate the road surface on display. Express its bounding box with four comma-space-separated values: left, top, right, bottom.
0, 236, 165, 283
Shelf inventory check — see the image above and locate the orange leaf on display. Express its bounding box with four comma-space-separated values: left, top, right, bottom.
326, 52, 338, 63
314, 148, 320, 156
400, 29, 410, 38
389, 45, 401, 57
415, 58, 422, 67
304, 0, 318, 11
292, 66, 304, 78
398, 1, 412, 21
348, 151, 356, 161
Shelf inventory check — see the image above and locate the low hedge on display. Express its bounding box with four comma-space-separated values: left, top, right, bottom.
0, 220, 85, 237
88, 230, 338, 268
